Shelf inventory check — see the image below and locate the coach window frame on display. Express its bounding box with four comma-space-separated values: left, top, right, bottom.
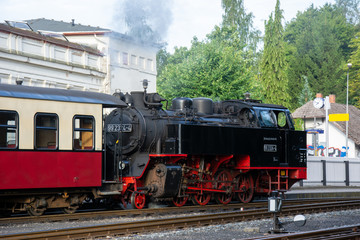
0, 110, 18, 149
72, 115, 95, 151
34, 113, 59, 150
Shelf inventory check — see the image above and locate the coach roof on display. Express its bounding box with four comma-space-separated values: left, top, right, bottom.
0, 84, 127, 108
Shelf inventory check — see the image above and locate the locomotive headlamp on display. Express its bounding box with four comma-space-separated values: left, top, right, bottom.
244, 91, 251, 100
142, 79, 149, 90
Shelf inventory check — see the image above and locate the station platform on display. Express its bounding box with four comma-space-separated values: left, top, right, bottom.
284, 186, 360, 199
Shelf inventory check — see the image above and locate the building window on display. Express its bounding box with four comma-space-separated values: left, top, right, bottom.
73, 116, 94, 150
139, 57, 145, 69
35, 113, 58, 149
0, 111, 18, 149
122, 52, 129, 65
131, 55, 137, 66
147, 59, 153, 71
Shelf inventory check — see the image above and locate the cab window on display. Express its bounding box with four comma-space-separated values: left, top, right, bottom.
0, 111, 18, 149
35, 113, 58, 149
255, 108, 290, 129
73, 116, 94, 150
258, 110, 277, 127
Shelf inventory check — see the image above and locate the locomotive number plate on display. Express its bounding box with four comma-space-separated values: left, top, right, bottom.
107, 124, 132, 133
264, 144, 277, 152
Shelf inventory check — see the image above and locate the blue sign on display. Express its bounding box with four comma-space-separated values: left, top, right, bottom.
306, 129, 324, 134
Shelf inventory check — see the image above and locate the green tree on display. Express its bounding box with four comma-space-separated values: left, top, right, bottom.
347, 32, 360, 108
157, 0, 261, 102
336, 0, 360, 25
221, 0, 260, 52
285, 3, 356, 107
298, 76, 313, 106
157, 28, 256, 102
260, 0, 289, 106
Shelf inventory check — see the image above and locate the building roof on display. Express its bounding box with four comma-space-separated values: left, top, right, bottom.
25, 18, 110, 33
292, 101, 360, 146
0, 23, 102, 56
24, 18, 162, 49
0, 84, 127, 108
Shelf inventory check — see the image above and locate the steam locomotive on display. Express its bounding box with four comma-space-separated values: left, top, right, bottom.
0, 82, 306, 216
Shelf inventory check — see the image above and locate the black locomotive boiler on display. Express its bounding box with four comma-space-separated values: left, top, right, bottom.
104, 84, 307, 208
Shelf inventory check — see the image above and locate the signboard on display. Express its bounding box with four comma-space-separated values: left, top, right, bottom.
306, 129, 324, 134
329, 113, 349, 122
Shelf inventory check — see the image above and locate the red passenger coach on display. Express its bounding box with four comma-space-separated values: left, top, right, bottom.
0, 84, 126, 215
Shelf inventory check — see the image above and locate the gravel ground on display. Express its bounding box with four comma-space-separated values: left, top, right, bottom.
1, 209, 360, 239
113, 209, 360, 240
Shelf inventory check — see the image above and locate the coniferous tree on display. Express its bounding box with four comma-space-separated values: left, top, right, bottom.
260, 0, 289, 106
299, 76, 313, 106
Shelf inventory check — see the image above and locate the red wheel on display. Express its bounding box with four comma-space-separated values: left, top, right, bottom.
131, 192, 146, 209
172, 195, 188, 207
214, 170, 233, 205
236, 174, 254, 203
192, 175, 212, 206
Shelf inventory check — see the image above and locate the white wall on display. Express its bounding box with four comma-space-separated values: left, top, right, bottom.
0, 31, 105, 91
305, 118, 357, 158
66, 33, 158, 95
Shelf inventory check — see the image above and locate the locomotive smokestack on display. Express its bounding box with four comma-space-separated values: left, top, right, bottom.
71, 19, 75, 26
142, 79, 149, 91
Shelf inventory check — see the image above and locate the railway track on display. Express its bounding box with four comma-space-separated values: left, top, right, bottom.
1, 199, 360, 240
0, 198, 347, 225
248, 224, 360, 239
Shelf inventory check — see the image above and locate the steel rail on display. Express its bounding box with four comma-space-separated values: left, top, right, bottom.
246, 224, 360, 240
1, 200, 360, 240
0, 198, 343, 225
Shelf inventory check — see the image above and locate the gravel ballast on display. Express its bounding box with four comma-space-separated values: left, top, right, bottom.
1, 209, 360, 239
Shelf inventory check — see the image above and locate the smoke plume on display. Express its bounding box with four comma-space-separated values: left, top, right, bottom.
113, 0, 174, 44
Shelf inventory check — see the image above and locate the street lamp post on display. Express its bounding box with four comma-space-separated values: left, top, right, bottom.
346, 63, 352, 158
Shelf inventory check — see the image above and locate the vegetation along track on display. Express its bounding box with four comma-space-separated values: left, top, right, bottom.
1, 199, 360, 239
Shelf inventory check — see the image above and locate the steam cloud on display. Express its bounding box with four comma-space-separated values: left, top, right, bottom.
113, 0, 174, 44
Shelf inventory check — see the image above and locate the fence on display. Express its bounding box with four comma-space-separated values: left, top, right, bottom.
298, 156, 360, 186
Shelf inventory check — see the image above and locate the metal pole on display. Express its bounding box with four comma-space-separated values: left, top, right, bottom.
346, 69, 349, 158
325, 96, 329, 157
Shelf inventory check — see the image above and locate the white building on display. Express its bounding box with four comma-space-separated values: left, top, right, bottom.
0, 22, 105, 91
25, 18, 159, 94
292, 95, 360, 158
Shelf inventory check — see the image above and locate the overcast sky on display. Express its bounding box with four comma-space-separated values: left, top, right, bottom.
0, 0, 335, 51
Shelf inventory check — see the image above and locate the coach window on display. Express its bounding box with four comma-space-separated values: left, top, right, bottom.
73, 116, 94, 150
0, 111, 18, 149
35, 113, 58, 150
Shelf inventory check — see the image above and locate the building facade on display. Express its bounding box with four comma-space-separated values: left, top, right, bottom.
0, 23, 105, 91
25, 18, 158, 94
0, 19, 158, 94
292, 95, 360, 158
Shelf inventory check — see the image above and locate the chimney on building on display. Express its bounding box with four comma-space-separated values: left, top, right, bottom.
329, 94, 336, 103
316, 93, 323, 98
